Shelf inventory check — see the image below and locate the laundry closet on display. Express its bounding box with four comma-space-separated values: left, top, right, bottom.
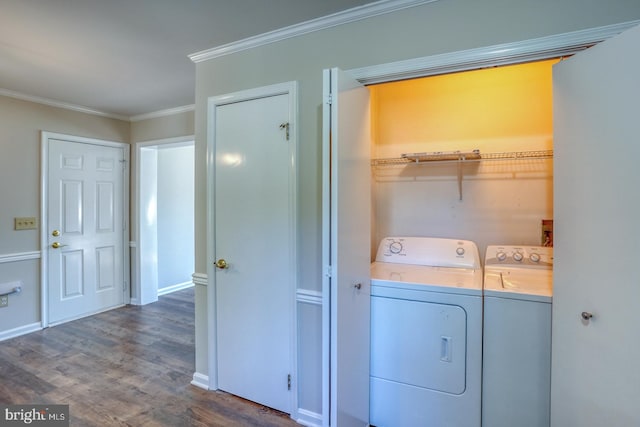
368, 58, 557, 257
362, 59, 557, 426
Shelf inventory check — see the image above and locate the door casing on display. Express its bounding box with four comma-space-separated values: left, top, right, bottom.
40, 131, 130, 328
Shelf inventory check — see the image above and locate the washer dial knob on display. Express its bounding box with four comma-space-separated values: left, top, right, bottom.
513, 252, 524, 262
496, 251, 507, 261
389, 241, 403, 254
530, 253, 541, 263
456, 247, 465, 256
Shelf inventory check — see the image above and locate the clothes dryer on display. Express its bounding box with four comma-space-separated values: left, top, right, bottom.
370, 237, 483, 427
482, 245, 553, 427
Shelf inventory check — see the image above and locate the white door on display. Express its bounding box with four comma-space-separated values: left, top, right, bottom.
322, 68, 371, 427
46, 137, 126, 325
552, 24, 640, 426
213, 86, 295, 414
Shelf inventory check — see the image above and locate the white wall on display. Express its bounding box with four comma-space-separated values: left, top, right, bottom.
137, 142, 194, 302
373, 159, 553, 260
138, 147, 159, 304
157, 145, 195, 291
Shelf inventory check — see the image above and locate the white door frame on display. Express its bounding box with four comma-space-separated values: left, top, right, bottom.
206, 81, 298, 415
133, 135, 195, 306
348, 21, 638, 85
40, 131, 130, 328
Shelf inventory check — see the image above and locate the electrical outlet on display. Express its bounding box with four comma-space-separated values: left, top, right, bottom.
0, 295, 8, 307
15, 217, 37, 230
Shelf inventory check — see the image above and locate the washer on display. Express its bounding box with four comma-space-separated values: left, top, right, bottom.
370, 237, 483, 427
482, 245, 553, 427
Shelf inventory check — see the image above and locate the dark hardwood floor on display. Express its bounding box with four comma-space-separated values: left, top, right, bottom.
0, 288, 299, 426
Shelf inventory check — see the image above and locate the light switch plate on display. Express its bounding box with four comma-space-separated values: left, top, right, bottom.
15, 217, 37, 230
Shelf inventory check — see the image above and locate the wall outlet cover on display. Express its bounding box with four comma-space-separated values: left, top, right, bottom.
0, 295, 8, 307
15, 217, 37, 230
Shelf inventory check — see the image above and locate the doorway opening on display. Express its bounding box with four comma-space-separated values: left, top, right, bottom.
135, 137, 195, 305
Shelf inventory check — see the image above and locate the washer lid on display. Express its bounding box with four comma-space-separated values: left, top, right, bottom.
484, 268, 552, 302
371, 261, 483, 295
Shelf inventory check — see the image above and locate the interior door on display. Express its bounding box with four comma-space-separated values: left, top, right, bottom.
47, 138, 125, 324
322, 68, 371, 427
214, 90, 294, 413
551, 24, 640, 426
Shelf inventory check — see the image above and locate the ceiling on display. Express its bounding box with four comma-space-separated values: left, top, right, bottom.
0, 0, 377, 119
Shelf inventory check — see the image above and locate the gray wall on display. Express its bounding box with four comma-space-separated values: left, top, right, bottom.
0, 95, 195, 338
192, 0, 640, 420
0, 95, 129, 336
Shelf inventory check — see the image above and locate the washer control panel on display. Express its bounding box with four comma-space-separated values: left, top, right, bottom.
485, 245, 553, 268
375, 236, 481, 269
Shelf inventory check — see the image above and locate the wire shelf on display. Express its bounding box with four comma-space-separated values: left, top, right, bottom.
371, 149, 553, 166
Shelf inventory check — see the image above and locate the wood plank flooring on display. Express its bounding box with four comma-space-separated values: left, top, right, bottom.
0, 288, 299, 426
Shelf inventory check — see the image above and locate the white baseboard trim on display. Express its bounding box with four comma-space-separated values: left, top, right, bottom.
192, 272, 207, 287
296, 289, 322, 305
130, 297, 141, 305
191, 372, 209, 390
0, 322, 42, 342
296, 408, 323, 427
157, 281, 194, 296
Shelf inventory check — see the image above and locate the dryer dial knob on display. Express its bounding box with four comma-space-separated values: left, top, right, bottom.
513, 252, 524, 262
456, 247, 465, 256
530, 253, 541, 263
389, 241, 403, 254
496, 251, 507, 261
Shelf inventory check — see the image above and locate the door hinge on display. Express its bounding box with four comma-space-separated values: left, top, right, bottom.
325, 265, 333, 278
325, 94, 333, 105
287, 374, 291, 391
279, 122, 290, 140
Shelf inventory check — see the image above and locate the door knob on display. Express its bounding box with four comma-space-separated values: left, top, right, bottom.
52, 229, 60, 237
215, 259, 229, 269
581, 311, 593, 321
51, 242, 67, 249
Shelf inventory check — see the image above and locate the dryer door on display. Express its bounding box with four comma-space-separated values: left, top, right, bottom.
371, 296, 467, 394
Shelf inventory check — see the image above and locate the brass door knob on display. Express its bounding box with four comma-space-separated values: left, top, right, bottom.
52, 229, 61, 237
51, 242, 67, 249
215, 259, 229, 269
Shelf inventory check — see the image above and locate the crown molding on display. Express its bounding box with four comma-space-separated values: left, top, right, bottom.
0, 88, 129, 121
349, 20, 640, 84
189, 0, 439, 63
0, 87, 195, 123
129, 104, 195, 122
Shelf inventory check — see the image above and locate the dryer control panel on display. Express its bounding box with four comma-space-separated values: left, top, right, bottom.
485, 245, 553, 268
375, 236, 481, 269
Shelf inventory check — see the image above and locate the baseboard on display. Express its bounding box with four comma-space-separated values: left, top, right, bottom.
191, 372, 209, 390
0, 322, 42, 342
158, 281, 194, 296
129, 297, 141, 305
296, 408, 323, 427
